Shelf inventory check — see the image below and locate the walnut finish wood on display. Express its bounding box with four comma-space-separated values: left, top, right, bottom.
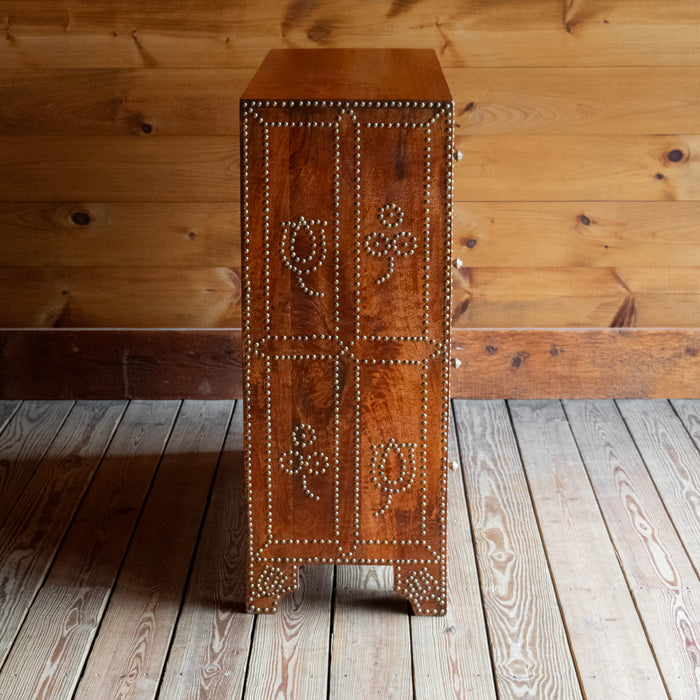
242, 49, 453, 615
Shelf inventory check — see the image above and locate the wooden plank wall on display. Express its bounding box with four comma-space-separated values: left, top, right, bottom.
1, 1, 699, 398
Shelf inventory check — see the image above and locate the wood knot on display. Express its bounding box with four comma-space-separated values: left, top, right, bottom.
141, 122, 153, 134
579, 214, 591, 226
71, 211, 91, 226
465, 238, 477, 249
668, 149, 684, 163
485, 345, 498, 355
655, 173, 664, 180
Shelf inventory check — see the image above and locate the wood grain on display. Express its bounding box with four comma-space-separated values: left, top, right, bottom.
617, 400, 700, 573
2, 328, 698, 401
0, 400, 126, 665
2, 134, 697, 204
73, 400, 233, 700
564, 399, 700, 698
0, 400, 73, 526
410, 410, 497, 700
0, 267, 240, 328
0, 137, 236, 202
453, 202, 700, 268
1, 1, 699, 69
0, 403, 19, 435
448, 67, 700, 135
454, 400, 581, 699
671, 399, 700, 448
454, 134, 700, 201
153, 402, 255, 698
450, 328, 700, 399
0, 69, 251, 137
330, 566, 411, 700
158, 401, 254, 700
0, 202, 240, 269
245, 565, 333, 699
0, 329, 242, 400
0, 400, 179, 700
509, 400, 667, 699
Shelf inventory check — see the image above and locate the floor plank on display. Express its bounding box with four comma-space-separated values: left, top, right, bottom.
672, 399, 700, 449
245, 565, 334, 700
565, 399, 700, 698
329, 566, 411, 700
0, 402, 20, 434
410, 406, 497, 700
0, 400, 179, 700
0, 400, 126, 666
455, 400, 581, 700
618, 399, 700, 573
0, 400, 73, 527
510, 400, 668, 699
73, 400, 233, 700
159, 401, 254, 700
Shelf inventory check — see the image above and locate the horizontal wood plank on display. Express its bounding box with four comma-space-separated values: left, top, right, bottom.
3, 67, 699, 138
0, 202, 239, 269
4, 201, 697, 273
0, 69, 251, 137
454, 134, 700, 201
3, 265, 698, 330
1, 1, 699, 69
0, 267, 240, 328
0, 329, 242, 400
449, 67, 700, 135
0, 137, 236, 202
2, 134, 698, 203
2, 328, 699, 400
451, 329, 700, 399
453, 202, 700, 268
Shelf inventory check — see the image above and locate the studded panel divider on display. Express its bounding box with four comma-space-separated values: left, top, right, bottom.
241, 49, 453, 615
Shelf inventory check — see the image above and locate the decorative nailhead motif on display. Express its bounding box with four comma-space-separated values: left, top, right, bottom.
279, 423, 329, 501
280, 216, 327, 297
242, 99, 454, 616
369, 439, 417, 516
364, 203, 418, 285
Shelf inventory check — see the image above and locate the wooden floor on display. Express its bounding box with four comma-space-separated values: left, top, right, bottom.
0, 399, 699, 699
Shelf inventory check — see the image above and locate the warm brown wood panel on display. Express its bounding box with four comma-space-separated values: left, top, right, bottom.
0, 69, 251, 136
2, 1, 699, 69
0, 137, 236, 202
454, 134, 700, 201
2, 328, 698, 400
452, 267, 628, 329
451, 329, 700, 399
448, 68, 700, 135
3, 134, 696, 203
3, 67, 698, 140
453, 202, 700, 268
0, 202, 239, 268
453, 267, 700, 329
0, 267, 240, 328
0, 330, 242, 400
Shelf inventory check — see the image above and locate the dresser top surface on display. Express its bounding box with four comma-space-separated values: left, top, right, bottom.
241, 49, 451, 102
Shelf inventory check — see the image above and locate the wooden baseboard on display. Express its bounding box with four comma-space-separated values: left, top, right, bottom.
1, 328, 698, 400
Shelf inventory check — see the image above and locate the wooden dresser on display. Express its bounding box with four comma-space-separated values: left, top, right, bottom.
241, 49, 453, 615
